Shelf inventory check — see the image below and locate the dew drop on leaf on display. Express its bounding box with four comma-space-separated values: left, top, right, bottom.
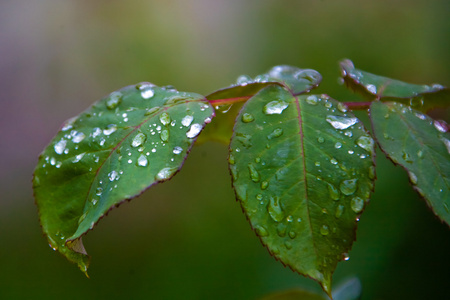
434, 120, 447, 133
268, 196, 284, 222
137, 154, 148, 167
355, 135, 374, 153
277, 223, 287, 237
441, 137, 450, 154
103, 124, 117, 136
140, 85, 155, 99
108, 170, 118, 181
285, 241, 293, 249
317, 137, 325, 143
320, 225, 330, 236
173, 146, 183, 155
236, 74, 252, 85
261, 181, 269, 190
288, 230, 297, 239
267, 128, 284, 140
255, 225, 269, 237
263, 100, 289, 115
327, 183, 340, 200
305, 95, 318, 105
186, 123, 202, 138
340, 179, 358, 195
131, 132, 147, 147
337, 102, 348, 113
54, 140, 67, 155
350, 197, 364, 213
247, 163, 260, 183
160, 129, 169, 142
242, 113, 255, 123
181, 115, 194, 127
326, 115, 358, 130
72, 132, 86, 143
159, 112, 171, 126
106, 91, 122, 110
408, 171, 418, 185
155, 167, 177, 181
335, 205, 345, 218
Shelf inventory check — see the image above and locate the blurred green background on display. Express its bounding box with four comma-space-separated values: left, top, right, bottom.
1, 0, 449, 299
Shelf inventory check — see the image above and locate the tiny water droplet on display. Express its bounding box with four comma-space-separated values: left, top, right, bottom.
286, 215, 294, 222
408, 171, 418, 185
230, 165, 238, 181
284, 241, 293, 249
228, 153, 235, 165
186, 123, 202, 138
414, 112, 427, 120
337, 102, 348, 113
132, 132, 147, 147
402, 151, 413, 163
137, 154, 148, 167
330, 158, 338, 165
236, 74, 252, 85
277, 223, 287, 237
440, 137, 450, 154
340, 179, 358, 195
434, 120, 448, 133
96, 187, 103, 196
351, 197, 364, 213
344, 130, 353, 137
317, 137, 325, 143
320, 225, 330, 236
268, 196, 284, 222
255, 225, 269, 237
106, 91, 122, 109
263, 100, 289, 115
288, 230, 297, 239
267, 128, 283, 140
159, 112, 171, 126
417, 150, 424, 158
242, 113, 255, 123
248, 163, 260, 182
315, 161, 321, 167
326, 115, 358, 130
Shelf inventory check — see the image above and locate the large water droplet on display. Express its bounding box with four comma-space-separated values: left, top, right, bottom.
340, 179, 358, 195
181, 115, 194, 127
267, 128, 283, 140
305, 95, 318, 105
242, 113, 255, 123
351, 197, 364, 213
131, 132, 147, 147
268, 196, 284, 222
327, 183, 340, 200
155, 167, 177, 181
159, 112, 171, 126
356, 135, 374, 153
434, 120, 448, 133
106, 91, 122, 109
263, 100, 289, 115
173, 146, 183, 155
255, 225, 269, 237
103, 124, 117, 136
140, 85, 155, 99
186, 123, 202, 138
54, 139, 67, 155
366, 84, 377, 94
320, 225, 330, 236
160, 129, 169, 142
247, 163, 260, 182
72, 132, 86, 143
326, 115, 358, 130
137, 154, 148, 167
108, 170, 118, 181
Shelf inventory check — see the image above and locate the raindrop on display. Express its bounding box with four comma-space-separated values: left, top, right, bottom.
344, 130, 353, 137
236, 75, 252, 85
277, 223, 287, 237
366, 84, 377, 94
327, 183, 340, 200
131, 132, 147, 147
317, 137, 325, 143
330, 158, 338, 165
103, 124, 117, 136
408, 171, 418, 185
335, 142, 342, 149
255, 225, 269, 237
335, 205, 345, 218
340, 179, 358, 195
315, 161, 321, 167
181, 115, 194, 127
356, 135, 374, 153
108, 170, 118, 181
155, 167, 177, 181
348, 150, 354, 154
137, 154, 148, 167
305, 95, 318, 105
248, 163, 260, 183
263, 100, 289, 115
96, 187, 103, 196
320, 225, 330, 236
145, 106, 161, 116
434, 120, 447, 133
173, 146, 183, 155
409, 97, 424, 108
267, 128, 283, 140
417, 150, 424, 158
414, 112, 427, 120
343, 253, 350, 261
324, 101, 332, 109
288, 230, 297, 239
402, 151, 413, 163
284, 241, 293, 250
441, 137, 450, 154
268, 196, 284, 222
286, 215, 294, 222
351, 197, 364, 213
228, 153, 235, 165
236, 133, 252, 148
242, 113, 255, 123
160, 129, 169, 142
73, 153, 85, 163
261, 181, 269, 190
106, 91, 122, 109
140, 85, 155, 99
337, 102, 348, 113
326, 115, 358, 130
186, 123, 202, 138
54, 140, 67, 155
159, 112, 171, 126
72, 132, 86, 143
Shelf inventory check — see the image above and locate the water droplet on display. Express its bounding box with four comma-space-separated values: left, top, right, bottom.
108, 170, 118, 181
96, 187, 103, 196
137, 154, 148, 167
261, 181, 269, 190
434, 120, 448, 133
288, 230, 297, 239
327, 183, 340, 200
73, 153, 85, 163
340, 179, 358, 195
263, 100, 289, 115
267, 128, 283, 140
160, 129, 169, 142
230, 165, 238, 181
286, 215, 294, 222
255, 225, 269, 237
181, 115, 194, 127
140, 85, 155, 99
277, 223, 287, 237
236, 74, 252, 85
410, 97, 424, 108
441, 137, 450, 154
330, 158, 338, 165
414, 112, 427, 120
155, 167, 177, 181
344, 130, 353, 138
315, 161, 321, 167
145, 106, 161, 116
337, 102, 348, 113
72, 132, 86, 143
324, 101, 332, 109
284, 241, 293, 249
54, 139, 67, 155
268, 196, 284, 222
343, 253, 350, 261
173, 146, 183, 155
248, 163, 260, 183
408, 171, 418, 185
242, 113, 255, 123
62, 116, 77, 131
317, 137, 325, 143
351, 197, 364, 213
186, 123, 202, 138
228, 153, 235, 165
103, 124, 117, 136
335, 142, 342, 149
132, 132, 147, 147
335, 205, 345, 218
356, 135, 374, 153
159, 112, 171, 126
320, 225, 330, 236
236, 133, 252, 148
402, 151, 413, 163
417, 150, 424, 158
366, 84, 377, 94
106, 91, 122, 109
305, 95, 318, 105
326, 115, 358, 130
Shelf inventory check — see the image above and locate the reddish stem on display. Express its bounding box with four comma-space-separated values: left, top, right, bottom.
208, 96, 251, 106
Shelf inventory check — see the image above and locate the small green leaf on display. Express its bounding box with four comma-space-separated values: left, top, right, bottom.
340, 59, 450, 111
33, 83, 214, 273
259, 289, 326, 300
229, 85, 375, 296
370, 101, 450, 225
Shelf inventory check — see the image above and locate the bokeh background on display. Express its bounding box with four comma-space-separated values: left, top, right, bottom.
1, 1, 449, 299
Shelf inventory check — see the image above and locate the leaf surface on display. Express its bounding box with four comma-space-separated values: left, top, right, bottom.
229, 85, 375, 296
259, 289, 326, 300
340, 59, 450, 111
370, 101, 450, 225
33, 83, 214, 273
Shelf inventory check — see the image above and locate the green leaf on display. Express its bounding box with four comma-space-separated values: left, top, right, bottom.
229, 85, 375, 296
33, 83, 214, 273
340, 59, 450, 111
202, 66, 322, 144
370, 101, 450, 225
332, 277, 362, 300
259, 289, 326, 300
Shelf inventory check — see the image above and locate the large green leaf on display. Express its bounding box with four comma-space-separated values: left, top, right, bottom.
340, 59, 450, 111
33, 83, 214, 273
202, 66, 322, 144
370, 101, 450, 225
229, 85, 375, 296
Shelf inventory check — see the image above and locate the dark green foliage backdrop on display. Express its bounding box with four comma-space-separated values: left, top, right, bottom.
1, 1, 449, 299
